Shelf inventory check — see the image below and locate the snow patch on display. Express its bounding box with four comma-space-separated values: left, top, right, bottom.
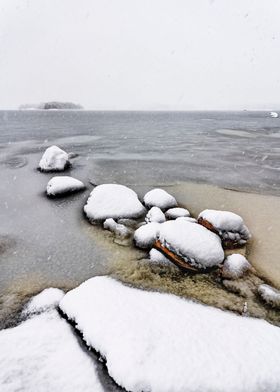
143, 188, 177, 210
134, 222, 160, 249
165, 207, 190, 219
60, 276, 280, 392
23, 288, 65, 315
47, 176, 85, 196
84, 184, 146, 222
145, 207, 166, 223
222, 254, 251, 279
39, 146, 70, 172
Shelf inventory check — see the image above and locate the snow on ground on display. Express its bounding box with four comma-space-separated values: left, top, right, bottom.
0, 291, 103, 392
149, 248, 170, 264
143, 188, 177, 210
39, 146, 70, 172
134, 222, 160, 249
198, 209, 251, 242
158, 219, 224, 268
258, 284, 280, 309
165, 207, 190, 219
145, 207, 166, 223
60, 276, 280, 392
47, 176, 85, 196
222, 254, 251, 279
84, 184, 146, 222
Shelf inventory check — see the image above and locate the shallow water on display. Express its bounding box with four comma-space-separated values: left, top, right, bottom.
0, 110, 279, 328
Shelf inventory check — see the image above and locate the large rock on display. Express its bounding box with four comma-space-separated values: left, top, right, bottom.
198, 209, 251, 247
143, 188, 177, 210
39, 146, 70, 172
47, 176, 85, 196
84, 184, 146, 222
157, 219, 224, 269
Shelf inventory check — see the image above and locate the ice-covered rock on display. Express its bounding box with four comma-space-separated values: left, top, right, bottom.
46, 176, 85, 196
198, 209, 251, 247
103, 218, 131, 239
143, 188, 177, 210
23, 288, 65, 315
39, 145, 70, 172
149, 248, 170, 264
134, 222, 160, 249
165, 207, 190, 219
258, 284, 280, 309
0, 306, 103, 392
59, 276, 280, 392
158, 219, 224, 269
145, 207, 166, 223
222, 254, 251, 279
84, 184, 146, 222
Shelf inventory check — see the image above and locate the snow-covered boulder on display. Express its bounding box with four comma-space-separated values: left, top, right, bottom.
59, 276, 280, 392
84, 184, 146, 222
258, 284, 280, 309
222, 254, 251, 279
145, 207, 166, 223
157, 219, 224, 269
46, 176, 85, 196
0, 296, 103, 392
198, 209, 251, 247
103, 218, 131, 239
39, 145, 70, 172
149, 248, 170, 264
176, 216, 197, 223
143, 188, 177, 210
165, 207, 190, 219
134, 222, 160, 249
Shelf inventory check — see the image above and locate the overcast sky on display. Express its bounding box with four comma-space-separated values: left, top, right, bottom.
0, 0, 279, 110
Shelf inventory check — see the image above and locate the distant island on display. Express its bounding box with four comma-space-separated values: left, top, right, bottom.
19, 101, 83, 110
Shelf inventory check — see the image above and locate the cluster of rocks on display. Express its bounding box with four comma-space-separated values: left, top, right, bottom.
38, 145, 280, 310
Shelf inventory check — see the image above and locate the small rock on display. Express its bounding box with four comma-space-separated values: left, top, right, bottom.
143, 188, 177, 210
222, 254, 251, 279
165, 207, 190, 219
258, 284, 280, 309
103, 218, 131, 239
145, 207, 166, 223
134, 222, 161, 249
39, 145, 70, 172
149, 248, 170, 265
47, 176, 85, 196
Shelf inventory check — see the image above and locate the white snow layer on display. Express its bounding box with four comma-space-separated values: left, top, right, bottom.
47, 176, 85, 196
165, 207, 190, 219
149, 248, 170, 264
158, 220, 224, 268
198, 209, 251, 240
23, 288, 65, 315
145, 207, 166, 223
84, 184, 146, 221
258, 284, 280, 309
59, 276, 280, 392
134, 222, 160, 249
222, 254, 251, 279
39, 146, 70, 172
143, 188, 177, 210
0, 298, 103, 392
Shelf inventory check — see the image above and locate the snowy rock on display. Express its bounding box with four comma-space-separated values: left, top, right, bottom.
198, 209, 251, 247
117, 218, 138, 229
39, 145, 70, 172
60, 276, 280, 392
134, 222, 160, 249
103, 218, 131, 239
47, 176, 85, 196
165, 207, 190, 219
258, 284, 280, 309
149, 248, 170, 264
158, 220, 224, 269
23, 288, 65, 315
145, 207, 166, 223
176, 216, 197, 223
84, 184, 146, 222
143, 188, 177, 210
222, 254, 251, 279
0, 308, 103, 392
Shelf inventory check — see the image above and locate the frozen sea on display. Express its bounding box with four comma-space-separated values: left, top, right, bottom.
0, 110, 280, 327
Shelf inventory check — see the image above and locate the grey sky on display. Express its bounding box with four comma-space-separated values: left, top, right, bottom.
0, 0, 279, 110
